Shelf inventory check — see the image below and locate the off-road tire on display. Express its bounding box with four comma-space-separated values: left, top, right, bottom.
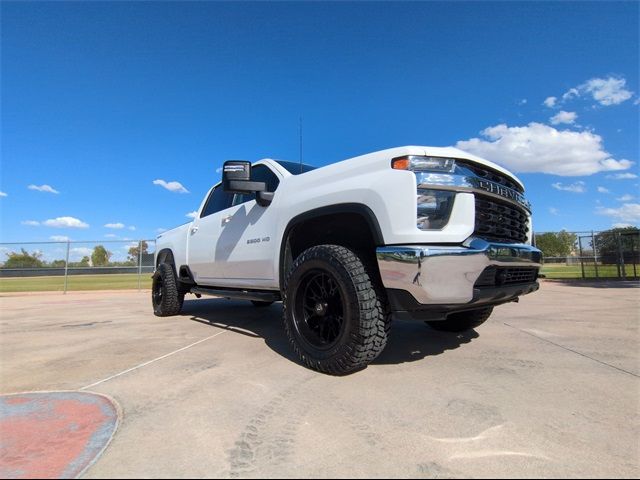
251, 300, 274, 307
152, 263, 185, 317
283, 245, 391, 375
426, 307, 493, 332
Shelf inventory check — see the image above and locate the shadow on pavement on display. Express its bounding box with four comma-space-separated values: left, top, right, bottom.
181, 297, 479, 369
544, 279, 640, 288
373, 321, 479, 365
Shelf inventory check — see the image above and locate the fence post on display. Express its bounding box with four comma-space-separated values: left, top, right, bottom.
137, 240, 143, 291
591, 231, 599, 279
617, 232, 627, 279
63, 240, 70, 294
632, 234, 638, 279
578, 236, 585, 279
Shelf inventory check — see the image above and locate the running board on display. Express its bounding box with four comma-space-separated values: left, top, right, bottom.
190, 286, 281, 303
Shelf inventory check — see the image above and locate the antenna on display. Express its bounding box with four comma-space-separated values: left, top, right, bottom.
299, 116, 303, 174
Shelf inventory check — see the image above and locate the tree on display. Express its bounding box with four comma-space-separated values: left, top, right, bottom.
534, 230, 577, 257
3, 249, 44, 268
91, 245, 112, 266
595, 226, 640, 262
49, 259, 67, 268
69, 256, 91, 267
127, 241, 148, 264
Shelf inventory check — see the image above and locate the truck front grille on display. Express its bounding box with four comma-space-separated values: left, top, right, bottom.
474, 195, 529, 244
459, 161, 524, 193
475, 266, 539, 287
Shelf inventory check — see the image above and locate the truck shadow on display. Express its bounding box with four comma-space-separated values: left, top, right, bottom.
181, 298, 479, 368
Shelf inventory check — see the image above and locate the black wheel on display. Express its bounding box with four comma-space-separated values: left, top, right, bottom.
152, 263, 185, 317
283, 245, 390, 375
426, 307, 493, 332
251, 300, 274, 307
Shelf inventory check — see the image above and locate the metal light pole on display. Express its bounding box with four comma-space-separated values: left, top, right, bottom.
137, 240, 143, 291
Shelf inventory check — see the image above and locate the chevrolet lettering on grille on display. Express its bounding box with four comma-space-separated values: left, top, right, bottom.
468, 178, 531, 211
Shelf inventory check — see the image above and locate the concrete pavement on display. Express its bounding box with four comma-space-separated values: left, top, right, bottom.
0, 281, 638, 478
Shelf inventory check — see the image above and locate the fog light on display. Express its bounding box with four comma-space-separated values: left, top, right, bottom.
417, 189, 456, 230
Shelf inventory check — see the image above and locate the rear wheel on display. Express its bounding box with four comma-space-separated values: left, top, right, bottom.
426, 307, 493, 332
283, 245, 390, 375
152, 263, 185, 317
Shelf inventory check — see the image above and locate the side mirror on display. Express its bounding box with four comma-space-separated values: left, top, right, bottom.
222, 160, 266, 194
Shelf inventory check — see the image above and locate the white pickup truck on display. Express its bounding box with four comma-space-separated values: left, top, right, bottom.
153, 146, 542, 375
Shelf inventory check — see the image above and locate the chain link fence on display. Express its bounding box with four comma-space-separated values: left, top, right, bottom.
1, 230, 638, 292
534, 230, 640, 279
0, 240, 157, 293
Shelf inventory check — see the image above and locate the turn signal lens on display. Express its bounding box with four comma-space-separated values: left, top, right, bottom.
392, 157, 411, 170
391, 155, 456, 173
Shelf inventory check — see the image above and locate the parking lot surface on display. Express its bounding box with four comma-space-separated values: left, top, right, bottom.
1, 281, 638, 478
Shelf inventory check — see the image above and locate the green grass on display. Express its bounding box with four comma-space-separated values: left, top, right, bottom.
0, 273, 152, 292
1, 265, 637, 292
541, 263, 638, 279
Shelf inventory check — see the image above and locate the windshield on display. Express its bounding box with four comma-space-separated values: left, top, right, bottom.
274, 160, 317, 175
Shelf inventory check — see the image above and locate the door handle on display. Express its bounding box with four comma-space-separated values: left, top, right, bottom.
221, 215, 232, 226
190, 226, 199, 235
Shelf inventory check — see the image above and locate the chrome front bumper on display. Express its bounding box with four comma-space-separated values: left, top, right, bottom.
376, 237, 542, 304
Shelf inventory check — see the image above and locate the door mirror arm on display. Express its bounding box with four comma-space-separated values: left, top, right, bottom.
256, 191, 274, 207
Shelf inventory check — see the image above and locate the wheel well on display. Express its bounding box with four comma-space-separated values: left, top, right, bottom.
280, 206, 383, 288
156, 249, 175, 268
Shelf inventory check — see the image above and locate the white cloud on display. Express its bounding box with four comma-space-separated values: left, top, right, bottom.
543, 96, 557, 108
596, 203, 640, 223
606, 173, 638, 180
580, 77, 633, 106
518, 99, 527, 105
43, 216, 89, 228
153, 179, 189, 193
50, 235, 71, 242
552, 181, 586, 193
613, 223, 635, 228
456, 122, 633, 176
0, 191, 7, 197
550, 111, 577, 125
561, 88, 580, 102
617, 194, 635, 202
104, 222, 125, 229
105, 233, 118, 238
156, 228, 167, 233
549, 207, 560, 215
215, 167, 223, 174
22, 220, 40, 226
597, 187, 610, 194
186, 211, 198, 219
28, 184, 60, 194
128, 226, 136, 231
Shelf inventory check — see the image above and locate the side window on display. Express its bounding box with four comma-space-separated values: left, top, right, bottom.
200, 185, 234, 218
233, 164, 280, 206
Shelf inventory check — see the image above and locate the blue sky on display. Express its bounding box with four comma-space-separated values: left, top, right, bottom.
1, 1, 639, 248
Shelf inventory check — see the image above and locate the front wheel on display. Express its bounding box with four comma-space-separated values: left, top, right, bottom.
152, 263, 185, 317
426, 307, 493, 332
283, 245, 390, 375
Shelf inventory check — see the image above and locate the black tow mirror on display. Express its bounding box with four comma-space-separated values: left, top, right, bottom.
222, 160, 266, 194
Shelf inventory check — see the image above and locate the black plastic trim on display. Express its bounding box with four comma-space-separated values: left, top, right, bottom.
387, 282, 540, 321
191, 286, 281, 303
178, 265, 196, 285
278, 203, 384, 290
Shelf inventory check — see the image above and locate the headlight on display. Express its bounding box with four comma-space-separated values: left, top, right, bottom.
392, 155, 456, 173
416, 189, 456, 230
